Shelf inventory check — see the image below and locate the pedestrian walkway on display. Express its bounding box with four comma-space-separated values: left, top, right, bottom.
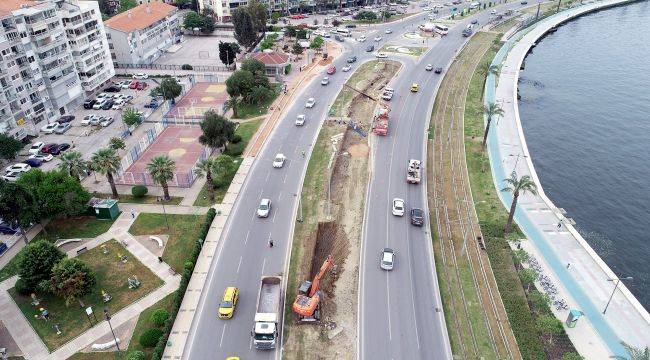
0, 212, 181, 359
486, 0, 650, 356
121, 202, 210, 215
0, 223, 46, 269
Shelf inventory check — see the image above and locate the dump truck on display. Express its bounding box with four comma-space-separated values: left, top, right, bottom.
251, 276, 281, 350
373, 106, 390, 136
407, 159, 421, 184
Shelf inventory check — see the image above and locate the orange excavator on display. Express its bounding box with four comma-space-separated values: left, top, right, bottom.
292, 255, 334, 322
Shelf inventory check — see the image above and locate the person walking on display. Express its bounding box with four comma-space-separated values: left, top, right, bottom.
566, 263, 571, 269
301, 150, 305, 158
130, 209, 136, 219
268, 238, 274, 248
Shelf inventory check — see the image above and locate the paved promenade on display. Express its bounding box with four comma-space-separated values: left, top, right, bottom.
487, 0, 650, 357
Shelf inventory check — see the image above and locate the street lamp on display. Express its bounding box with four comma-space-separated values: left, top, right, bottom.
602, 276, 633, 314
103, 308, 121, 354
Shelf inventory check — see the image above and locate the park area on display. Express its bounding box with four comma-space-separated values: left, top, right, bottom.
164, 83, 228, 120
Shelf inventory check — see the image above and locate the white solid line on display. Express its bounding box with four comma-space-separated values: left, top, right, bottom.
272, 209, 277, 223
283, 173, 288, 183
244, 230, 250, 245
278, 191, 283, 200
265, 170, 271, 182
386, 273, 392, 341
219, 325, 226, 347
249, 337, 253, 350
236, 256, 242, 274
262, 257, 267, 274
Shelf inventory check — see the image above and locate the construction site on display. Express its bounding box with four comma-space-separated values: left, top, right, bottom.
283, 60, 401, 359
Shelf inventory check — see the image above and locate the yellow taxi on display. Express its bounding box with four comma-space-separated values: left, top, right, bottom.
226, 357, 240, 360
410, 83, 419, 92
218, 286, 239, 319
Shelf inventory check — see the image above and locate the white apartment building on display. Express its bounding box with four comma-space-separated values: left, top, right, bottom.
198, 0, 313, 22
105, 2, 181, 65
0, 0, 114, 140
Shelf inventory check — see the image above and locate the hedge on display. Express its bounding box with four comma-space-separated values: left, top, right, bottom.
131, 185, 148, 198
139, 328, 163, 348
151, 208, 216, 360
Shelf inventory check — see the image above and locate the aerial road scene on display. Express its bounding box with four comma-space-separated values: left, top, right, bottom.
0, 0, 648, 359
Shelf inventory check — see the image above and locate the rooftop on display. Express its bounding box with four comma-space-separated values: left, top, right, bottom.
104, 1, 177, 33
251, 52, 290, 66
0, 0, 38, 17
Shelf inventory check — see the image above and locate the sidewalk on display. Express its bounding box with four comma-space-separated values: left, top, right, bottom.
486, 0, 650, 356
120, 202, 210, 215
0, 223, 46, 269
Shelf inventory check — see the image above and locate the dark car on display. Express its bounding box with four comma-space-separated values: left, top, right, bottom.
345, 24, 357, 28
0, 223, 19, 235
104, 85, 121, 92
410, 208, 424, 226
40, 143, 59, 154
50, 143, 70, 155
435, 67, 443, 74
83, 99, 96, 109
335, 35, 344, 42
101, 99, 114, 110
58, 115, 75, 123
520, 0, 528, 3
366, 45, 374, 52
347, 56, 357, 63
24, 158, 43, 167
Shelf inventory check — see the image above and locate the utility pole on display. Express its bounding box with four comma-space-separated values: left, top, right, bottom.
603, 276, 633, 314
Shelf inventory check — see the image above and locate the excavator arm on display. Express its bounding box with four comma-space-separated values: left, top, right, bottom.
309, 255, 334, 296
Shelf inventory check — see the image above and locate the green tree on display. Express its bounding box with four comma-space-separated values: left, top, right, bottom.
58, 151, 87, 181
296, 28, 308, 39
241, 59, 266, 78
482, 102, 504, 147
194, 158, 217, 202
0, 134, 22, 160
91, 148, 121, 199
512, 248, 529, 269
50, 258, 96, 306
119, 0, 137, 12
17, 170, 90, 218
0, 181, 39, 244
147, 155, 176, 201
535, 315, 564, 345
184, 11, 204, 30
355, 10, 377, 21
213, 154, 236, 177
502, 171, 538, 234
518, 268, 538, 293
331, 19, 341, 27
292, 42, 304, 55
202, 15, 215, 33
150, 309, 170, 327
224, 96, 241, 118
175, 0, 190, 7
122, 107, 141, 127
284, 25, 297, 37
225, 70, 255, 100
158, 78, 183, 104
232, 7, 256, 48
529, 290, 551, 313
249, 86, 274, 105
127, 350, 146, 360
218, 42, 240, 67
199, 111, 236, 150
271, 12, 281, 23
310, 35, 324, 50
109, 137, 126, 152
247, 0, 268, 34
17, 240, 65, 291
562, 352, 584, 360
614, 342, 650, 360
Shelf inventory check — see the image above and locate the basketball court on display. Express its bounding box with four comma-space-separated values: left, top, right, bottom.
165, 82, 228, 119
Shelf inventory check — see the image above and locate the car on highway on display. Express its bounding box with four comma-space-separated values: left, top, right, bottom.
305, 98, 316, 108
5, 163, 31, 173
29, 153, 53, 162
321, 77, 330, 86
257, 198, 272, 218
327, 66, 336, 75
296, 114, 306, 126
435, 67, 443, 74
342, 64, 352, 72
425, 64, 433, 71
54, 123, 71, 134
2, 171, 20, 182
24, 158, 42, 168
520, 0, 528, 3
29, 141, 44, 155
218, 286, 239, 319
40, 122, 59, 134
357, 35, 367, 42
380, 248, 395, 271
411, 83, 419, 92
132, 73, 148, 79
444, 1, 453, 5
347, 56, 357, 63
100, 117, 114, 127
392, 198, 405, 216
272, 154, 286, 168
366, 45, 375, 52
490, 9, 497, 14
471, 19, 478, 24
375, 52, 388, 58
410, 208, 424, 226
385, 29, 393, 34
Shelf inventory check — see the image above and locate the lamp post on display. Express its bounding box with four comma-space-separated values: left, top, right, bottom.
103, 308, 121, 354
157, 197, 171, 231
603, 276, 633, 314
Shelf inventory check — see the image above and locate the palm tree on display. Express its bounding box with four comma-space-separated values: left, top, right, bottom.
224, 96, 240, 118
58, 151, 87, 181
91, 148, 121, 199
194, 158, 217, 202
501, 171, 537, 234
147, 155, 176, 201
482, 102, 505, 148
613, 342, 650, 360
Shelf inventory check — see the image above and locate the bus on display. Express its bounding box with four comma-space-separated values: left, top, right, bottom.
336, 28, 351, 37
434, 24, 449, 35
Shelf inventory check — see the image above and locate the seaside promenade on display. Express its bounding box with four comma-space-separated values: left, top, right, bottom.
486, 0, 650, 357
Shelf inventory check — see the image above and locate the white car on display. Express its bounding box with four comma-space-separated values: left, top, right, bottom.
425, 64, 433, 71
120, 80, 133, 89
490, 9, 497, 14
374, 36, 382, 42
132, 73, 148, 79
29, 153, 54, 162
305, 98, 316, 108
385, 29, 393, 34
295, 114, 306, 126
357, 35, 367, 42
2, 171, 20, 182
257, 198, 272, 218
5, 163, 31, 173
342, 65, 352, 72
321, 77, 330, 86
380, 248, 395, 271
112, 99, 126, 110
375, 52, 388, 58
81, 115, 97, 126
96, 92, 109, 99
40, 122, 59, 134
100, 117, 114, 127
93, 100, 108, 110
272, 154, 286, 168
29, 141, 45, 155
392, 198, 405, 216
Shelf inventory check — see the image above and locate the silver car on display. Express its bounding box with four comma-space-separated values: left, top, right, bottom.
54, 123, 71, 134
380, 248, 395, 270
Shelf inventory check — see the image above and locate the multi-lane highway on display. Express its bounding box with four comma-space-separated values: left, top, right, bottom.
181, 2, 527, 359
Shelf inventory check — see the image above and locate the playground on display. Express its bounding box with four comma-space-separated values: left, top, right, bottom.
165, 82, 228, 119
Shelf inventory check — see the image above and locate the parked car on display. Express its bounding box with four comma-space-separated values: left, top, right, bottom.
410, 208, 424, 226
392, 198, 405, 216
29, 141, 45, 155
272, 154, 286, 168
135, 82, 148, 90
296, 114, 306, 126
380, 248, 395, 270
129, 81, 140, 89
58, 115, 75, 123
101, 99, 114, 110
83, 99, 96, 109
112, 99, 126, 110
50, 143, 70, 155
335, 35, 344, 42
321, 77, 330, 86
29, 153, 53, 162
104, 85, 121, 92
119, 80, 133, 89
257, 198, 272, 218
93, 99, 107, 110
24, 158, 43, 167
100, 117, 114, 127
305, 98, 316, 108
342, 64, 352, 72
144, 100, 159, 109
91, 116, 104, 126
40, 122, 59, 134
40, 143, 59, 154
345, 24, 357, 28
81, 114, 97, 126
0, 222, 19, 235
5, 163, 31, 173
1, 171, 20, 183
132, 73, 149, 79
96, 92, 110, 99
54, 123, 71, 134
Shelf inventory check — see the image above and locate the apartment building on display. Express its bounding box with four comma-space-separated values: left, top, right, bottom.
105, 2, 181, 65
198, 0, 315, 22
0, 0, 114, 140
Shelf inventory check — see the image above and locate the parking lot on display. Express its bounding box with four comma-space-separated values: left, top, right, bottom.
154, 34, 236, 68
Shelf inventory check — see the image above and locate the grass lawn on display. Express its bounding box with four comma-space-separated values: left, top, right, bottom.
31, 216, 118, 243
91, 193, 183, 205
236, 119, 264, 143
380, 44, 427, 56
127, 292, 175, 357
9, 239, 162, 351
0, 254, 21, 282
234, 85, 282, 120
128, 213, 207, 273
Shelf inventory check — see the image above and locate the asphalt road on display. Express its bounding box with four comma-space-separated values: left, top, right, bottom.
181, 2, 526, 359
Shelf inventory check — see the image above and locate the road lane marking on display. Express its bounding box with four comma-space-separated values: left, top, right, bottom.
272, 208, 277, 223
386, 273, 392, 341
279, 191, 283, 200
265, 170, 271, 182
249, 337, 253, 349
283, 172, 288, 183
262, 257, 267, 274
244, 230, 250, 245
219, 324, 227, 347
236, 256, 243, 274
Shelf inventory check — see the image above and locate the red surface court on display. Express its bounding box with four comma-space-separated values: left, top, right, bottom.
166, 82, 228, 119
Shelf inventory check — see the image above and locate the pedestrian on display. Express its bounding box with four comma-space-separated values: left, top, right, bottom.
268, 238, 274, 248
71, 140, 75, 149
566, 263, 571, 269
158, 256, 163, 263
557, 218, 563, 230
301, 150, 305, 158
130, 209, 135, 218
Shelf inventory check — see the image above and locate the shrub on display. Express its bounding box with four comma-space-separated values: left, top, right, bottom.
181, 64, 193, 70
150, 309, 170, 327
14, 277, 31, 295
224, 142, 246, 157
139, 328, 164, 348
230, 134, 242, 144
131, 185, 149, 198
127, 350, 146, 360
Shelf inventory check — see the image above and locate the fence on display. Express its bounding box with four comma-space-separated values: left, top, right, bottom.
114, 63, 230, 73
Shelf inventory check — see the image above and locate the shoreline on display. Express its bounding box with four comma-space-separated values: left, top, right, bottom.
485, 0, 650, 355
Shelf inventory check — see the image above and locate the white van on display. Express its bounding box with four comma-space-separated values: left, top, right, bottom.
470, 2, 480, 8
336, 28, 352, 37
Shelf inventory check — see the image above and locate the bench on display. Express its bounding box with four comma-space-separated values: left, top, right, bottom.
91, 338, 121, 351
150, 236, 163, 248
54, 238, 82, 248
